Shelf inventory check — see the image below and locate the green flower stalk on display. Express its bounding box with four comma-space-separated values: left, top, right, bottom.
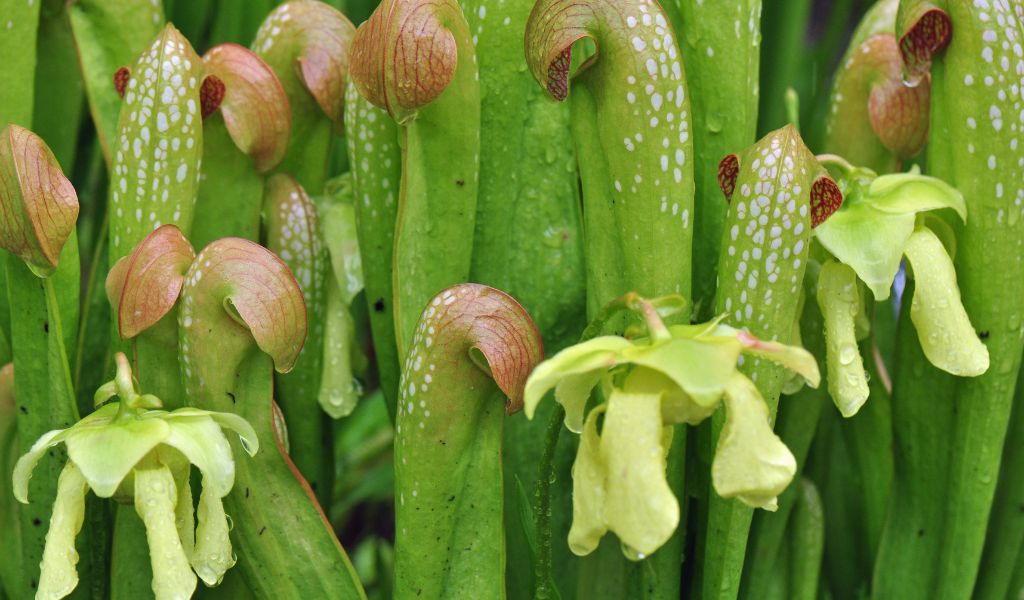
178, 237, 365, 599
704, 124, 842, 599
823, 0, 930, 174
262, 173, 330, 501
393, 283, 543, 599
814, 160, 987, 416
0, 363, 18, 600
12, 352, 258, 600
874, 3, 1024, 598
108, 23, 219, 265
0, 124, 83, 596
349, 0, 480, 358
192, 42, 291, 248
524, 296, 820, 558
525, 0, 695, 319
252, 0, 354, 194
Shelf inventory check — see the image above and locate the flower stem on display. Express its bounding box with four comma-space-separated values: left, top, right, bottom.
43, 276, 78, 422
533, 403, 565, 600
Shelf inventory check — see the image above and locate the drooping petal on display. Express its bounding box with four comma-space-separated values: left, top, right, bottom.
815, 199, 916, 300
623, 337, 743, 408
36, 462, 89, 600
903, 226, 989, 377
134, 465, 197, 600
522, 336, 632, 424
158, 446, 195, 558
630, 367, 715, 426
567, 404, 607, 556
660, 387, 718, 426
554, 370, 605, 434
817, 260, 870, 417
161, 415, 236, 498
160, 407, 259, 457
65, 415, 170, 498
712, 373, 796, 510
191, 484, 235, 586
13, 429, 69, 504
868, 168, 966, 221
600, 380, 679, 557
729, 327, 821, 389
13, 404, 118, 503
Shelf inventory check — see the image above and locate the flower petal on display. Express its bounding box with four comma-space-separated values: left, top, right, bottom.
712, 374, 796, 510
729, 328, 821, 389
523, 336, 632, 422
157, 446, 195, 558
191, 485, 236, 586
630, 367, 716, 426
904, 226, 989, 376
65, 414, 170, 498
13, 429, 69, 504
13, 404, 119, 503
623, 337, 742, 407
600, 381, 679, 556
162, 407, 259, 457
815, 199, 915, 300
554, 370, 605, 434
134, 465, 197, 600
36, 461, 89, 599
868, 168, 966, 221
817, 260, 869, 416
162, 416, 236, 498
567, 404, 607, 556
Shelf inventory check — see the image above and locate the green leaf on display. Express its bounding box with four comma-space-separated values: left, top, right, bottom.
0, 125, 80, 277
524, 0, 695, 317
253, 1, 354, 192
0, 0, 40, 126
68, 0, 166, 163
350, 0, 480, 357
393, 284, 543, 598
108, 24, 207, 265
343, 82, 402, 418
